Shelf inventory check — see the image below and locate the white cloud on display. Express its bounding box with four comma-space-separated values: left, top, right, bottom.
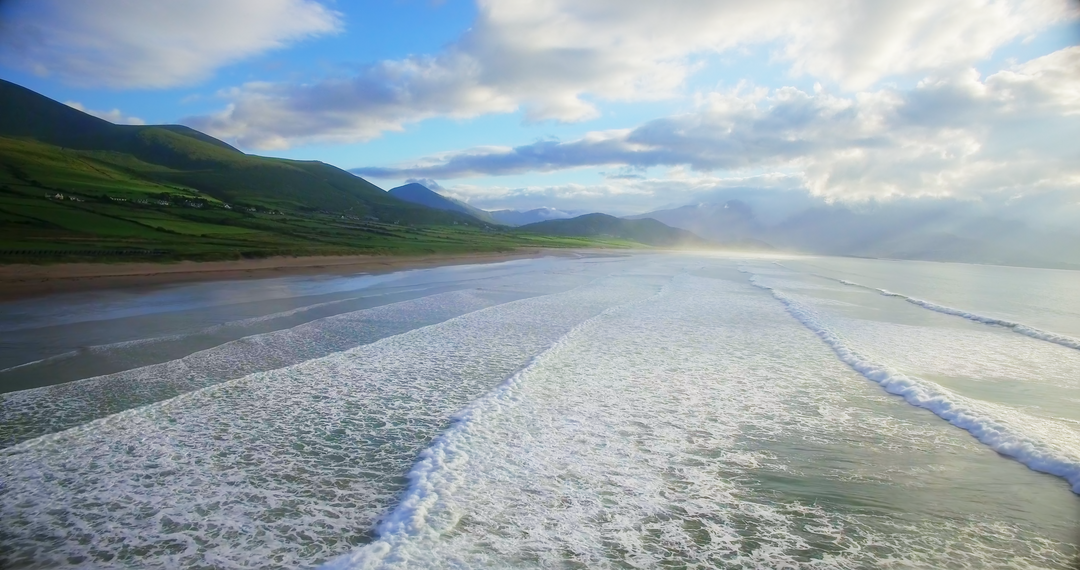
185, 60, 520, 149
360, 47, 1080, 208
64, 101, 145, 125
403, 178, 449, 192
0, 0, 341, 88
184, 0, 1074, 148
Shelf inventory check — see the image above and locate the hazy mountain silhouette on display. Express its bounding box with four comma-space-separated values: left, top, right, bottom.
489, 207, 577, 226
388, 183, 499, 225
632, 197, 1080, 269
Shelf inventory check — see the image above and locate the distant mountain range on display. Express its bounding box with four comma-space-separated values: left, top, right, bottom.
382, 183, 717, 247
382, 182, 736, 248
388, 183, 499, 225
519, 213, 710, 247
489, 208, 576, 226
385, 187, 579, 228
628, 201, 760, 243
631, 198, 1080, 269
383, 181, 771, 249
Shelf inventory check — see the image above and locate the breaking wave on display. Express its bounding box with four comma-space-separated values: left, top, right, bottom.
320, 281, 671, 569
747, 272, 1080, 494
831, 278, 1080, 351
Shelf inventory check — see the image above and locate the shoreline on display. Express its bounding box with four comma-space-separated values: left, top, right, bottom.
0, 248, 617, 302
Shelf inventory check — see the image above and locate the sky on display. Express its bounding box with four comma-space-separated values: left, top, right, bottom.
0, 0, 1078, 219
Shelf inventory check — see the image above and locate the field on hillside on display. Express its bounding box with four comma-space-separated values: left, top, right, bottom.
0, 80, 650, 263
0, 185, 632, 262
0, 139, 633, 262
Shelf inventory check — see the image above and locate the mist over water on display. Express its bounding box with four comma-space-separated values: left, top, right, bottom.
1, 254, 1078, 568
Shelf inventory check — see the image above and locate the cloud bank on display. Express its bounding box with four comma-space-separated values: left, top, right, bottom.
0, 0, 341, 88
4, 0, 1075, 223
183, 0, 1074, 149
356, 47, 1080, 205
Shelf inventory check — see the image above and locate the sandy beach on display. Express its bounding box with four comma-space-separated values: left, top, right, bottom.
0, 248, 608, 301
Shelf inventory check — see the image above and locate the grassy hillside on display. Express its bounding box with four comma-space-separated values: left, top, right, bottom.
0, 79, 632, 262
388, 183, 501, 225
0, 79, 479, 220
519, 213, 709, 247
0, 135, 615, 261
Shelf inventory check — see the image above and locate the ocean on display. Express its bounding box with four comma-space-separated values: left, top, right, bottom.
0, 253, 1077, 568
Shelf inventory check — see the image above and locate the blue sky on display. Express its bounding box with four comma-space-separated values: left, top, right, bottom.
1, 0, 1078, 218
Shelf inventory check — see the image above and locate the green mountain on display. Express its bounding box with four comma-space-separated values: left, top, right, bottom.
0, 79, 604, 261
519, 213, 709, 247
388, 183, 500, 225
0, 78, 478, 221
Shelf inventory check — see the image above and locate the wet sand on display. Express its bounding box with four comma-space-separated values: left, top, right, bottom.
0, 249, 611, 301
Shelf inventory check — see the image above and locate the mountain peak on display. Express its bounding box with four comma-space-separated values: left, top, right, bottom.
389, 183, 498, 225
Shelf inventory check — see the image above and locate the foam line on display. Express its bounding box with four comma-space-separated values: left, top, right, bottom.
0, 294, 379, 374
319, 280, 672, 570
0, 289, 520, 448
1, 272, 629, 450
828, 277, 1080, 352
745, 271, 1080, 495
0, 357, 49, 374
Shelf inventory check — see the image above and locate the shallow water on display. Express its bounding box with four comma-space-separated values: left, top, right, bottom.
1, 253, 1077, 568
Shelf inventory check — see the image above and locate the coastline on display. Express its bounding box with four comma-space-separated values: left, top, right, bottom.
0, 248, 618, 302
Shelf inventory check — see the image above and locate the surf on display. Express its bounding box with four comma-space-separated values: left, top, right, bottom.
745, 270, 1080, 494
826, 276, 1080, 352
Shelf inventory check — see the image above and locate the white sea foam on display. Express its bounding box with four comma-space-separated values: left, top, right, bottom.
779, 290, 859, 307
0, 295, 365, 374
0, 356, 48, 374
0, 264, 602, 378
0, 275, 666, 569
0, 289, 519, 447
324, 271, 1077, 569
832, 277, 1080, 351
820, 316, 1080, 391
322, 281, 672, 569
0, 271, 413, 334
5, 259, 1078, 569
748, 273, 1080, 494
0, 266, 605, 447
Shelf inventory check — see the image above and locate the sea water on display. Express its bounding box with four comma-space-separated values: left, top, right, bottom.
0, 253, 1077, 568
